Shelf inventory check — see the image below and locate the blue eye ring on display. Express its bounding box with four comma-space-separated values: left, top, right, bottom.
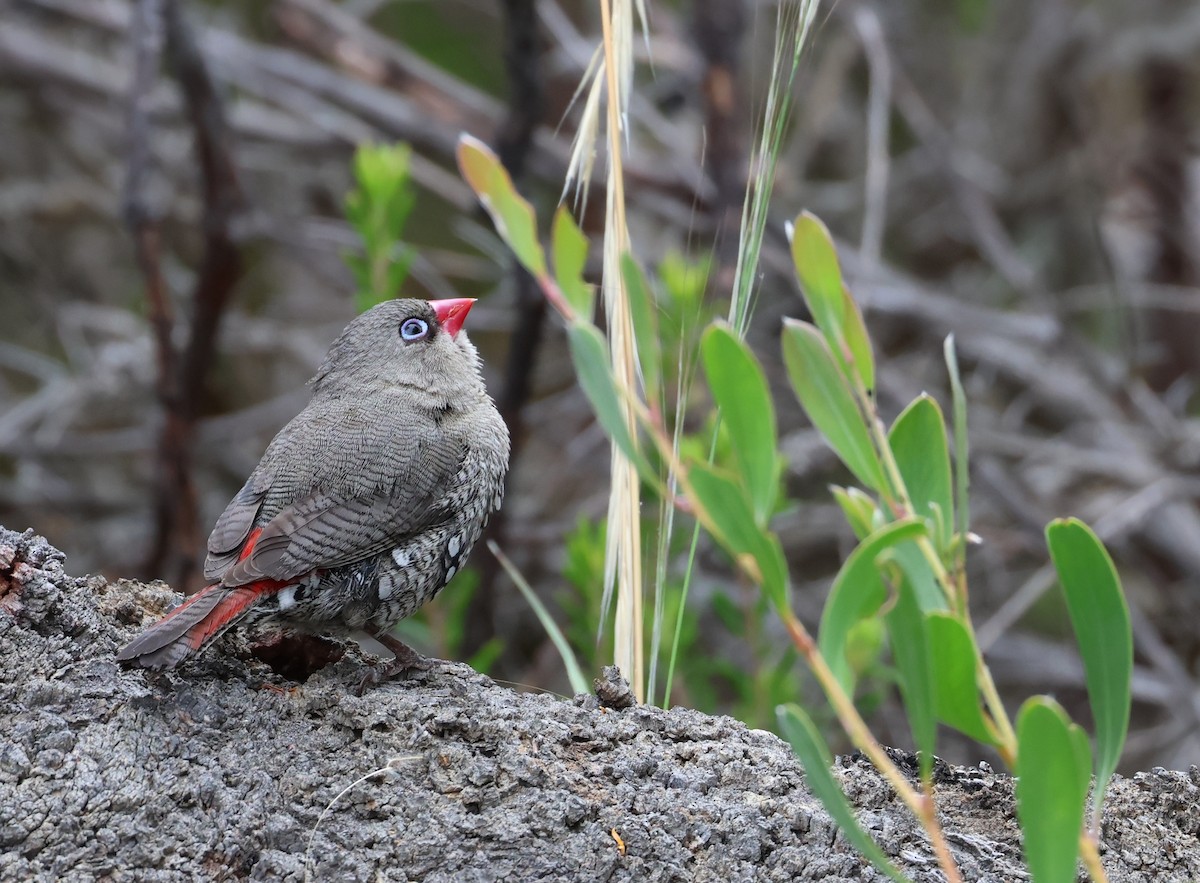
400, 317, 430, 342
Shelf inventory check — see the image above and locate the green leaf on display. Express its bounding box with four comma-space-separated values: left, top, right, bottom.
927, 612, 998, 744
552, 207, 594, 318
889, 395, 954, 550
457, 134, 547, 278
489, 540, 589, 695
831, 486, 879, 541
1016, 697, 1091, 883
840, 287, 876, 394
622, 255, 661, 407
885, 576, 937, 780
1046, 518, 1132, 817
701, 323, 779, 523
687, 462, 790, 614
891, 538, 948, 613
789, 212, 846, 348
789, 211, 875, 392
566, 324, 653, 486
781, 319, 886, 492
777, 705, 910, 883
819, 518, 927, 695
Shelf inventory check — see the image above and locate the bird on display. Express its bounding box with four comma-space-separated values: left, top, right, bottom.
116, 297, 510, 688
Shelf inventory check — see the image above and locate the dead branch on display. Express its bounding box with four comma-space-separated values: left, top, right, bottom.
124, 0, 248, 588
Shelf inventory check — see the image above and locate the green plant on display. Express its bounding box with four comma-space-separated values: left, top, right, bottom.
777, 215, 1130, 883
556, 511, 798, 729
461, 0, 822, 713
458, 133, 1132, 882
558, 516, 611, 675
344, 142, 417, 313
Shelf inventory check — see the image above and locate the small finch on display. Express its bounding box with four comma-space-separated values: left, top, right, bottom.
117, 298, 510, 686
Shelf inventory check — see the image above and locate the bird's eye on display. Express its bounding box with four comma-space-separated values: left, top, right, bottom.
399, 317, 429, 342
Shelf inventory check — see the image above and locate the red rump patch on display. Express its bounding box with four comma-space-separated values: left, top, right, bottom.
186, 587, 263, 650
183, 527, 291, 650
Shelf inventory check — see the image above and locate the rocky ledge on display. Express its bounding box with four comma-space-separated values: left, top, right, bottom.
2, 526, 1198, 882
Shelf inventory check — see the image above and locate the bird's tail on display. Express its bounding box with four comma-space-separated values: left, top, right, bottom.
116, 584, 265, 670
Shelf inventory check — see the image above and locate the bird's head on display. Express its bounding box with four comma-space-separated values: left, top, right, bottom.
311, 298, 486, 404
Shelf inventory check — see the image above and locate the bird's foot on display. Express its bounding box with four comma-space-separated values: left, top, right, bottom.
354, 633, 430, 695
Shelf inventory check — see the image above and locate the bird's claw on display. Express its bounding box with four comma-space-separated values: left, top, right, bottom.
353, 634, 430, 695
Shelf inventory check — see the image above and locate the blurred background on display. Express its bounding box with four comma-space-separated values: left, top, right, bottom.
3, 0, 1200, 770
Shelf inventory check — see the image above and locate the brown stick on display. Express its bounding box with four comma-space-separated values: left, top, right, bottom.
126, 0, 247, 589
123, 0, 173, 402
466, 0, 547, 661
123, 0, 200, 589
165, 0, 246, 426
494, 0, 547, 449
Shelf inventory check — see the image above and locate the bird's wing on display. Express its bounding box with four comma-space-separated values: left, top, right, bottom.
203, 474, 271, 581
220, 482, 451, 587
212, 414, 467, 588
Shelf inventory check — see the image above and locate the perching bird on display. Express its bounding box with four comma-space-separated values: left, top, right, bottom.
117, 298, 510, 687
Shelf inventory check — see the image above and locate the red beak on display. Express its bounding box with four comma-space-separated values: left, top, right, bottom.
430, 298, 476, 339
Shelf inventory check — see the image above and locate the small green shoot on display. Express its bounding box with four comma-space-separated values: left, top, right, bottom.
1016, 698, 1092, 883
1047, 518, 1132, 831
943, 335, 970, 581
830, 486, 880, 540
344, 143, 416, 312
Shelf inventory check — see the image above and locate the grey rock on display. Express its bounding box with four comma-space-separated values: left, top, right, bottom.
2, 525, 1199, 882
